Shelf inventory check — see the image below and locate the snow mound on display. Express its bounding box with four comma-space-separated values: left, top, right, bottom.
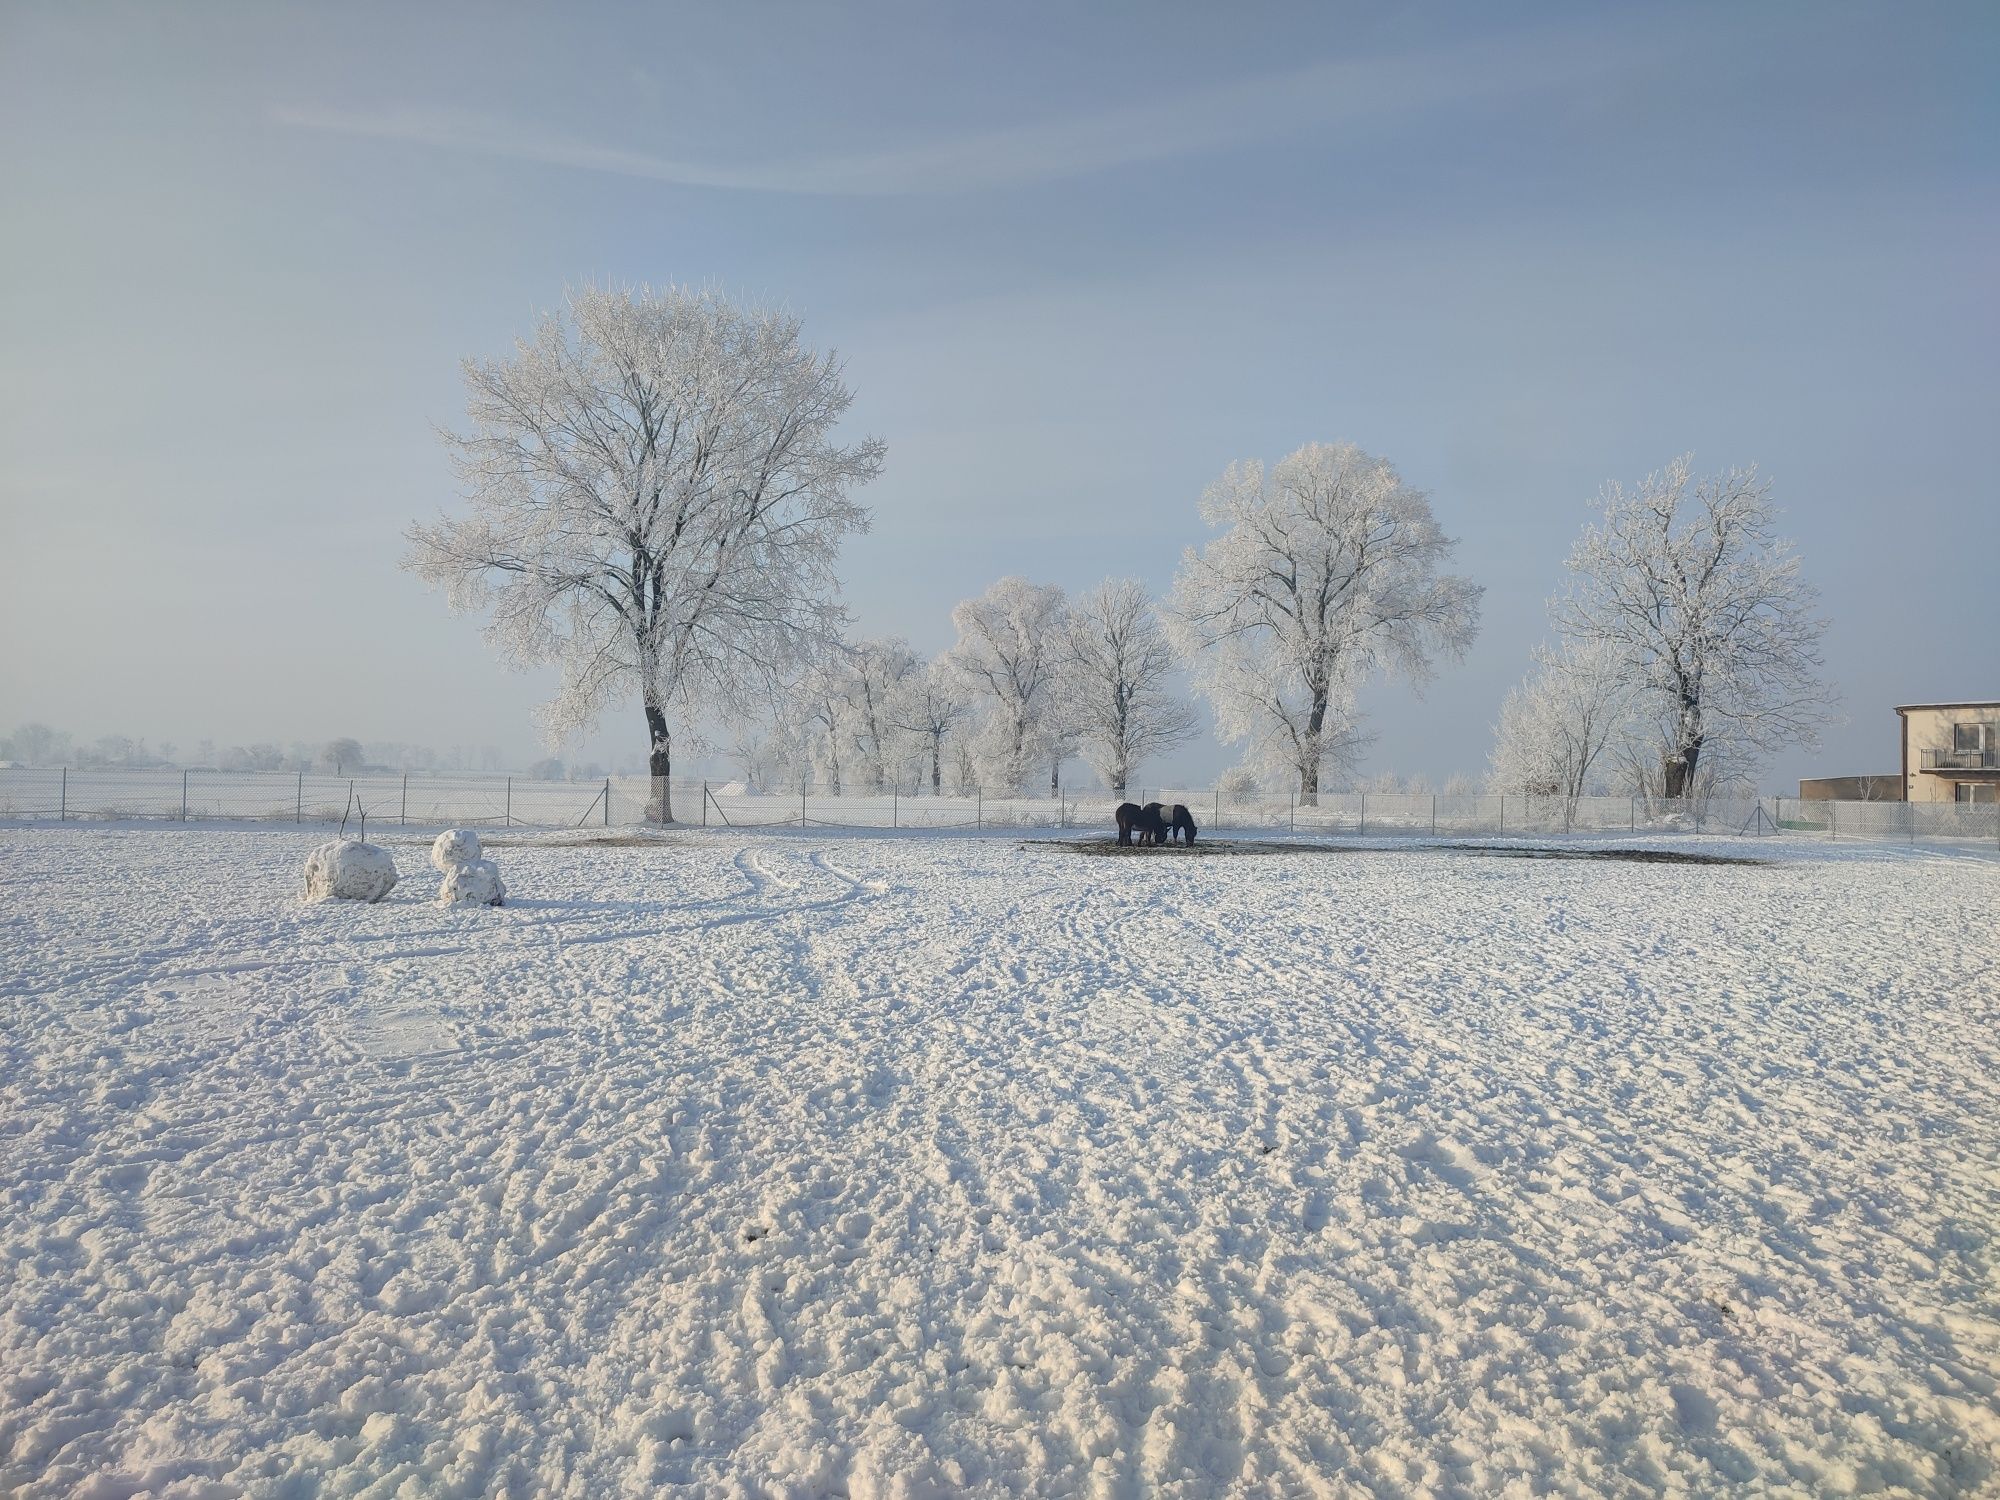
437, 857, 505, 907
430, 828, 482, 870
302, 840, 398, 903
715, 779, 759, 796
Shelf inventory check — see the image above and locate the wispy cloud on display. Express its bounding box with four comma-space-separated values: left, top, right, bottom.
275, 32, 1640, 198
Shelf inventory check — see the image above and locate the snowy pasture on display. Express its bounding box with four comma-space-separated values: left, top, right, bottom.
2, 827, 1996, 1497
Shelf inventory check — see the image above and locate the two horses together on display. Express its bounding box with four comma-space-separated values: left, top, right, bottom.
1113, 800, 1198, 848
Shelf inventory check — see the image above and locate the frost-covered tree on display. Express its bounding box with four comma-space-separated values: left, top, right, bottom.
1553, 456, 1830, 800
4, 723, 71, 767
894, 654, 974, 794
1059, 578, 1198, 795
1167, 442, 1481, 803
318, 738, 364, 775
837, 637, 921, 795
1487, 639, 1632, 813
404, 284, 882, 822
948, 577, 1070, 795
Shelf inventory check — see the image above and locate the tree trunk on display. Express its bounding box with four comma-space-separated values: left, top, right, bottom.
931, 736, 942, 794
644, 703, 674, 823
1662, 738, 1701, 801
1299, 758, 1320, 808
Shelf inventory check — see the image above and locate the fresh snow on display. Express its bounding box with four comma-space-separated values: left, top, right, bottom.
1, 826, 1996, 1497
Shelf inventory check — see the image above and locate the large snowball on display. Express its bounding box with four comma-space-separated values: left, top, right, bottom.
431, 828, 482, 870
437, 857, 505, 907
304, 841, 399, 903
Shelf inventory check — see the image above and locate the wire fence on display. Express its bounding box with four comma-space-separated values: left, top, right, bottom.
1, 768, 1994, 848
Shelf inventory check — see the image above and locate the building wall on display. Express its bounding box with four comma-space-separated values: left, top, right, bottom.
1901, 704, 2000, 802
1798, 775, 1903, 801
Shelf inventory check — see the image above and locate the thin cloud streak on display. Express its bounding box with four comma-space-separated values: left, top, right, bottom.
275, 32, 1644, 197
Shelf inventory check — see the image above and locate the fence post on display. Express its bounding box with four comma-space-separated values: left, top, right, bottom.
1829, 800, 1837, 841
60, 766, 66, 822
1431, 794, 1436, 836
1290, 790, 1296, 834
1498, 794, 1504, 834
401, 773, 408, 826
976, 789, 982, 829
801, 781, 808, 828
1629, 796, 1635, 832
701, 780, 708, 827
892, 789, 898, 829
181, 769, 189, 823
1359, 792, 1366, 836
296, 772, 303, 824
604, 777, 611, 827
506, 777, 512, 828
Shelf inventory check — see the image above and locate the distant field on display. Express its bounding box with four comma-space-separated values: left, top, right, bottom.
2, 827, 1996, 1496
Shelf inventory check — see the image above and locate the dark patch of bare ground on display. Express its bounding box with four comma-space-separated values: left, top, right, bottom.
385, 833, 687, 850
1038, 838, 1766, 867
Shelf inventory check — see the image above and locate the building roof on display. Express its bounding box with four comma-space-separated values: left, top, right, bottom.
1894, 701, 2000, 713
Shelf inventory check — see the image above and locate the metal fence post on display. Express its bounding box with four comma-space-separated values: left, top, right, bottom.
296, 772, 303, 823
976, 789, 982, 829
892, 789, 898, 829
1431, 794, 1436, 835
604, 777, 611, 827
506, 777, 512, 828
702, 780, 708, 827
1359, 792, 1367, 835
1290, 790, 1296, 834
401, 773, 408, 827
181, 770, 189, 822
60, 767, 66, 822
1629, 796, 1635, 831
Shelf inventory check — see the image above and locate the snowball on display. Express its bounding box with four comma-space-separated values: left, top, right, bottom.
437, 857, 505, 907
303, 841, 399, 903
431, 828, 482, 870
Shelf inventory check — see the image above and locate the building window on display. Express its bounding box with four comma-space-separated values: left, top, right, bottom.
1954, 722, 1995, 754
1955, 782, 1996, 804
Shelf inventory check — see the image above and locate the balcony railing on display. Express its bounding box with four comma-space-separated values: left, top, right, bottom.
1921, 746, 1998, 771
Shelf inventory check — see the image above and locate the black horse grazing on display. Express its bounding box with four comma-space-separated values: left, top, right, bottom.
1115, 801, 1169, 847
1167, 804, 1199, 845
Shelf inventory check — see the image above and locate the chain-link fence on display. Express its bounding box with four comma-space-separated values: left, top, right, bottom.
2, 767, 1995, 847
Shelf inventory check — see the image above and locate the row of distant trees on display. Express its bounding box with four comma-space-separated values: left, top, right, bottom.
0, 729, 532, 778
405, 284, 1828, 823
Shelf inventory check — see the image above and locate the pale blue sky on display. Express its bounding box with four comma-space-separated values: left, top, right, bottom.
2, 1, 1994, 785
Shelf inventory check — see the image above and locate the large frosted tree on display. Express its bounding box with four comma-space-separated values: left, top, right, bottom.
405, 284, 882, 822
948, 577, 1070, 795
1060, 578, 1197, 795
1167, 442, 1481, 802
1553, 456, 1830, 800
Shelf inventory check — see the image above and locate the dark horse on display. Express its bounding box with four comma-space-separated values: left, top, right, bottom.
1115, 801, 1169, 846
1167, 804, 1198, 845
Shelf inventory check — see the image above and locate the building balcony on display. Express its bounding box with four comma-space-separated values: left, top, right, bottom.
1921, 747, 1999, 772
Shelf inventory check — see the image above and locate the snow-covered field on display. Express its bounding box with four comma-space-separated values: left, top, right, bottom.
2, 826, 1996, 1498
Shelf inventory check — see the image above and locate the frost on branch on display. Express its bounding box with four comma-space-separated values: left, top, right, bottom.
403, 285, 881, 825
1167, 442, 1481, 803
303, 841, 399, 903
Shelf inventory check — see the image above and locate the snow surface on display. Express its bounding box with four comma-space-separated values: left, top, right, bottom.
300, 839, 399, 904
1, 826, 1996, 1497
